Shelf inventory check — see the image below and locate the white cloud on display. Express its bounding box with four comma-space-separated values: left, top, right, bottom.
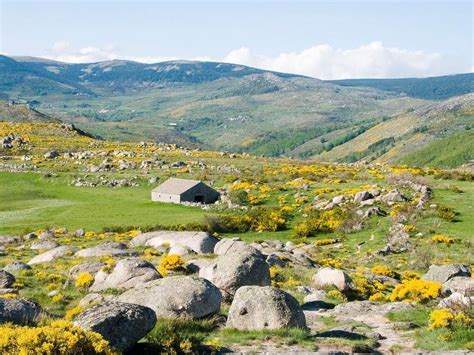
43, 41, 464, 79
222, 42, 456, 79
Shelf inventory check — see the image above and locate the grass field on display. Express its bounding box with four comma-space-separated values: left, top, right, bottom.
0, 172, 206, 235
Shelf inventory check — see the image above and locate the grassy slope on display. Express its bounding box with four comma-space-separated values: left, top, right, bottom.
398, 130, 474, 168
0, 172, 206, 235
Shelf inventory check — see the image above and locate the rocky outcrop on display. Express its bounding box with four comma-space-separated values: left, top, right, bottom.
227, 286, 306, 330
313, 268, 354, 292
74, 301, 156, 352
0, 298, 41, 325
75, 242, 135, 258
90, 258, 161, 291
130, 231, 218, 254
213, 237, 263, 257
117, 276, 221, 319
422, 264, 471, 284
199, 253, 271, 301
28, 246, 79, 265
0, 270, 15, 288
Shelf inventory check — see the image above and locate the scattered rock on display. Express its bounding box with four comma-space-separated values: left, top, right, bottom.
0, 270, 15, 288
30, 239, 59, 250
354, 191, 372, 203
313, 268, 354, 292
0, 298, 41, 325
422, 264, 471, 284
28, 245, 79, 265
117, 276, 221, 319
199, 253, 271, 301
75, 242, 135, 258
214, 237, 262, 257
44, 150, 60, 159
3, 261, 31, 275
381, 189, 409, 203
69, 262, 105, 279
364, 207, 387, 218
74, 301, 157, 352
91, 258, 161, 291
438, 292, 473, 309
131, 231, 218, 254
442, 276, 474, 296
227, 286, 306, 330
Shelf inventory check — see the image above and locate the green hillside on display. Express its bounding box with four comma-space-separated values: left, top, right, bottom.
398, 129, 474, 168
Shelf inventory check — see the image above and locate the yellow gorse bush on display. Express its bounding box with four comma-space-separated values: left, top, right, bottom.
371, 264, 396, 278
0, 320, 115, 354
158, 254, 185, 276
314, 238, 338, 246
75, 273, 95, 288
431, 235, 454, 244
389, 279, 441, 303
429, 308, 472, 330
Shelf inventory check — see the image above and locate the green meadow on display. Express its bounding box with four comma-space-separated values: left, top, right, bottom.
0, 172, 206, 235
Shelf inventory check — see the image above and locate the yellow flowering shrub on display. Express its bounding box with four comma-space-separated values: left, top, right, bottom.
0, 320, 115, 354
230, 181, 256, 191
64, 306, 85, 321
428, 308, 473, 330
401, 270, 420, 281
158, 254, 185, 276
314, 238, 338, 246
368, 292, 387, 302
389, 279, 441, 303
0, 293, 18, 299
320, 257, 343, 269
75, 273, 95, 288
269, 266, 303, 289
431, 235, 454, 244
371, 265, 396, 278
327, 289, 347, 302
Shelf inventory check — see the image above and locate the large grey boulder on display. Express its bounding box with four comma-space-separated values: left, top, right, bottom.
75, 242, 135, 258
422, 264, 471, 284
74, 301, 156, 352
30, 239, 59, 250
313, 268, 354, 292
3, 261, 31, 275
28, 245, 79, 265
442, 276, 474, 297
213, 237, 262, 257
90, 258, 161, 291
131, 231, 218, 254
227, 286, 306, 330
69, 262, 105, 279
117, 276, 221, 319
0, 298, 41, 325
199, 253, 271, 301
0, 270, 15, 288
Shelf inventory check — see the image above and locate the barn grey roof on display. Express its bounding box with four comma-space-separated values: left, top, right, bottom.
152, 177, 202, 195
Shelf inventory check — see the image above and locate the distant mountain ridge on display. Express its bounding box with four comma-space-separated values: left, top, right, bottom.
330, 73, 474, 100
0, 54, 473, 167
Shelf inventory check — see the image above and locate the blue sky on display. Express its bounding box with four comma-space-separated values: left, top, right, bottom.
1, 0, 472, 79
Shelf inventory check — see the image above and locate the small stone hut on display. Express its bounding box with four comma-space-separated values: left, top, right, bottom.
151, 177, 220, 204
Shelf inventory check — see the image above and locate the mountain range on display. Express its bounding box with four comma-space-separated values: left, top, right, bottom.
0, 54, 472, 167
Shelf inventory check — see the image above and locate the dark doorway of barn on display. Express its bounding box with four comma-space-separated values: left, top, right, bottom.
194, 195, 204, 203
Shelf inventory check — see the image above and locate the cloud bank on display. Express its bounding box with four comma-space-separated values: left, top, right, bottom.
43, 41, 466, 79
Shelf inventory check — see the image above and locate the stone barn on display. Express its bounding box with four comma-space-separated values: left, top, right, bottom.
151, 177, 220, 204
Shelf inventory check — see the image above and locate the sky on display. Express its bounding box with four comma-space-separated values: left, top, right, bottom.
1, 0, 472, 79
